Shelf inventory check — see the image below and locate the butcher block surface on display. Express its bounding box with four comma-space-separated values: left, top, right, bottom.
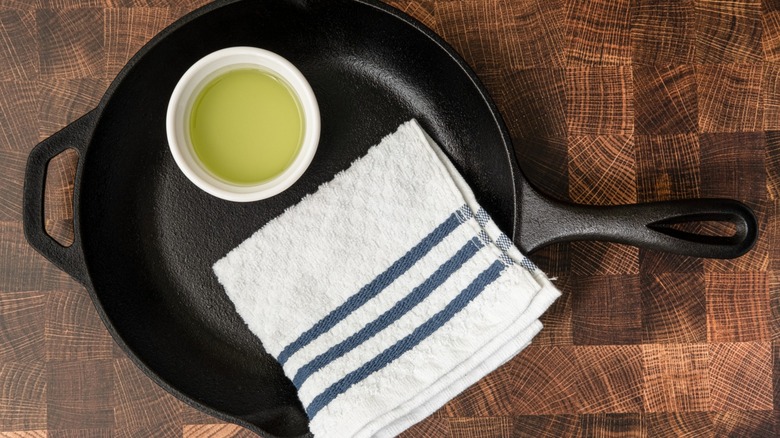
0, 0, 778, 436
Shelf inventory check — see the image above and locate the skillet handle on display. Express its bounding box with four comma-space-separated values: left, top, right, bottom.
517, 182, 758, 259
23, 110, 97, 285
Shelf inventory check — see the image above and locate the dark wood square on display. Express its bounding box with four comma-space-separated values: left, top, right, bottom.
0, 292, 44, 362
630, 0, 695, 65
0, 362, 46, 431
511, 415, 579, 438
642, 273, 707, 344
46, 360, 114, 430
45, 291, 112, 361
509, 346, 580, 415
565, 0, 631, 65
706, 272, 770, 342
697, 64, 763, 133
37, 8, 104, 79
635, 133, 700, 202
0, 9, 37, 81
496, 68, 567, 139
113, 358, 183, 433
566, 67, 633, 135
37, 79, 107, 139
572, 275, 642, 345
700, 132, 766, 199
572, 346, 643, 413
711, 411, 775, 437
435, 0, 566, 73
578, 413, 643, 436
696, 0, 763, 64
634, 65, 698, 135
0, 149, 30, 222
0, 80, 39, 153
0, 223, 75, 293
645, 412, 713, 437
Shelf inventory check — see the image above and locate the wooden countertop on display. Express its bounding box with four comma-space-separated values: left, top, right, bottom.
1, 0, 777, 436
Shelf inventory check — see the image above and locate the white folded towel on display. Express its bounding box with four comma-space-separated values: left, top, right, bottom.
213, 120, 561, 437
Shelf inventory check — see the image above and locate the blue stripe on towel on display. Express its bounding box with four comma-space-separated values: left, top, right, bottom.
305, 260, 506, 419
277, 209, 467, 366
292, 237, 484, 388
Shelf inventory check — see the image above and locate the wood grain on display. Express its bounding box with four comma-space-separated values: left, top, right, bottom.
706, 272, 770, 343
565, 0, 631, 66
0, 80, 39, 152
708, 342, 773, 411
0, 10, 38, 81
0, 0, 778, 437
631, 0, 696, 65
634, 65, 699, 135
566, 67, 633, 135
641, 273, 707, 344
37, 9, 104, 79
0, 362, 46, 431
695, 0, 763, 65
571, 276, 642, 345
642, 343, 710, 412
696, 64, 763, 133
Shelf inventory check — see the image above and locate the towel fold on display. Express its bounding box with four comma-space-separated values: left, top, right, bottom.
213, 120, 561, 437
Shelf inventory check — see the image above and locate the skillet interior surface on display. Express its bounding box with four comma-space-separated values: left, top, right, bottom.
78, 0, 519, 435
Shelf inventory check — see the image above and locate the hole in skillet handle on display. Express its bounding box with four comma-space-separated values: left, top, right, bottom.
44, 148, 79, 247
23, 110, 96, 285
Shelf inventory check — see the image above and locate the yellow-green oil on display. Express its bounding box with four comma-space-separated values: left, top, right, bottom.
189, 68, 304, 185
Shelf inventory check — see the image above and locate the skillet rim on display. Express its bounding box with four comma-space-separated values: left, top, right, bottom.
75, 0, 521, 435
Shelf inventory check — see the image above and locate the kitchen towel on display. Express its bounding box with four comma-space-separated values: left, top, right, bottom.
213, 120, 561, 437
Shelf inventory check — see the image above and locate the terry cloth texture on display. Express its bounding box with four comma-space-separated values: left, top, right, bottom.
213, 120, 561, 438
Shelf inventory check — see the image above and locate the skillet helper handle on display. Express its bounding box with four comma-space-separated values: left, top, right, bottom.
518, 187, 758, 259
23, 110, 97, 285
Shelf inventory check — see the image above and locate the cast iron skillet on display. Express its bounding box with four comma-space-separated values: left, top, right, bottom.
23, 0, 757, 436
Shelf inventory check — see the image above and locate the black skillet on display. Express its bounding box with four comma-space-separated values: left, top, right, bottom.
23, 0, 757, 436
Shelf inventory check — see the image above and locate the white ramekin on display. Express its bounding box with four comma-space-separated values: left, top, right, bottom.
166, 47, 320, 202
